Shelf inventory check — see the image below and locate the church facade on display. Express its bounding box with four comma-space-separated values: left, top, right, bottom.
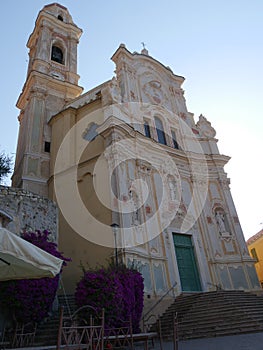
12, 3, 259, 294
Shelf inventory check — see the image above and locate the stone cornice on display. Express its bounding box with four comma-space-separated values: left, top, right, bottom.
111, 44, 185, 87
16, 70, 83, 110
209, 153, 231, 167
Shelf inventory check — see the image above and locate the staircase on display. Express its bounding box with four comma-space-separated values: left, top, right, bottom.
30, 290, 263, 347
159, 290, 263, 340
33, 294, 76, 347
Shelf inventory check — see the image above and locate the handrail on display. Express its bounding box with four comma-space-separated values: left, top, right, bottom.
142, 281, 177, 322
60, 277, 72, 318
207, 282, 223, 291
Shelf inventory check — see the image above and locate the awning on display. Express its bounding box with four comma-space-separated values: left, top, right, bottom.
0, 228, 64, 281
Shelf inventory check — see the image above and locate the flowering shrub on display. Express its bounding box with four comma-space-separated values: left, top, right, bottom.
116, 267, 144, 332
75, 265, 144, 332
0, 230, 70, 323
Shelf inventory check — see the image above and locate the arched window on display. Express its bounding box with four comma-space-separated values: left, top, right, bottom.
144, 120, 151, 138
154, 116, 166, 145
171, 130, 179, 149
51, 45, 63, 64
58, 15, 63, 21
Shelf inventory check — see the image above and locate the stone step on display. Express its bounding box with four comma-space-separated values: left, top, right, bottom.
181, 306, 263, 318
30, 290, 263, 347
162, 319, 261, 335
33, 294, 76, 346
157, 291, 263, 340
168, 298, 263, 311
179, 317, 262, 329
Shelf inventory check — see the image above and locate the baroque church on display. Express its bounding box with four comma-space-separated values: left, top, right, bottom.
12, 3, 259, 294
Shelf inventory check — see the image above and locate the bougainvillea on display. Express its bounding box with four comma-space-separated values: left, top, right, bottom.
75, 265, 144, 332
117, 267, 144, 333
0, 230, 70, 323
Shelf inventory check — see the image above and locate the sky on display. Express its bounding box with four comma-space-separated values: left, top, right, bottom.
1, 0, 262, 240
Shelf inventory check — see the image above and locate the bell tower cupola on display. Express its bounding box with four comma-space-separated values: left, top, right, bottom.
12, 3, 83, 196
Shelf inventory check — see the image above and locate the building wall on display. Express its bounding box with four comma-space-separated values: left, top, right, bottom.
248, 234, 263, 287
0, 185, 57, 241
48, 98, 115, 293
12, 4, 260, 295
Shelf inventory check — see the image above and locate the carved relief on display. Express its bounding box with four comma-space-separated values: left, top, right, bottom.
143, 80, 165, 104
136, 159, 152, 177
167, 175, 177, 201
101, 77, 121, 106
221, 239, 238, 255
196, 114, 216, 138
170, 202, 187, 229
219, 178, 231, 190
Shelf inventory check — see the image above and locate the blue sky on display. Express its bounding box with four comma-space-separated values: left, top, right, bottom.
1, 0, 262, 239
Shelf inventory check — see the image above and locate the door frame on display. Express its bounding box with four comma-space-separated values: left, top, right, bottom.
168, 230, 203, 292
173, 233, 202, 291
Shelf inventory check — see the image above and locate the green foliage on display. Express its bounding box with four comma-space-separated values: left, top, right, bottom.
0, 151, 12, 183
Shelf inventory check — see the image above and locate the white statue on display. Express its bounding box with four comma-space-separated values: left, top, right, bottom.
215, 211, 227, 234
129, 190, 141, 226
168, 178, 177, 200
101, 77, 121, 106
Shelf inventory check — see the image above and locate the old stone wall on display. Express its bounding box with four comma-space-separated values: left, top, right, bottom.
0, 186, 58, 241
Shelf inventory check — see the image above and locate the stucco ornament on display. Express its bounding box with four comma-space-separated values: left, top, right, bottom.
101, 77, 122, 106
196, 114, 216, 138
143, 80, 164, 104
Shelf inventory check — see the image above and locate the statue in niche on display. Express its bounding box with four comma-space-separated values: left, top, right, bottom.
129, 190, 141, 226
168, 176, 177, 201
215, 211, 230, 237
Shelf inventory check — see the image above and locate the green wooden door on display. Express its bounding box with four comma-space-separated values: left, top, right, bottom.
173, 233, 202, 292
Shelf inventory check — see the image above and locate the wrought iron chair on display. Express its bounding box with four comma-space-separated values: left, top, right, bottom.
11, 322, 37, 348
103, 317, 134, 350
57, 305, 105, 350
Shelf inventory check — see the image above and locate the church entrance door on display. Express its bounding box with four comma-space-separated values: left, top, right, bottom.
173, 233, 202, 292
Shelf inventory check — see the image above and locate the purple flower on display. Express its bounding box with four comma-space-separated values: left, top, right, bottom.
0, 230, 70, 323
75, 265, 144, 332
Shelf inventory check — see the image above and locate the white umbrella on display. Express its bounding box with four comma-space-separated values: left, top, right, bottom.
0, 228, 64, 281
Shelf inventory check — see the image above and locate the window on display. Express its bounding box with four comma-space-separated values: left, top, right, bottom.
251, 248, 259, 262
171, 130, 179, 149
44, 141, 51, 153
154, 116, 167, 145
144, 121, 151, 138
58, 15, 63, 21
51, 45, 63, 64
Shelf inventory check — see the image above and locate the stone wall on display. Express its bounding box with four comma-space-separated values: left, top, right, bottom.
0, 186, 58, 241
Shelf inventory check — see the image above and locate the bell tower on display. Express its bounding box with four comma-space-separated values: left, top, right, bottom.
12, 3, 83, 196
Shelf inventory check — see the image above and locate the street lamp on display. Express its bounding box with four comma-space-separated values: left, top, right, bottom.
110, 223, 119, 268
